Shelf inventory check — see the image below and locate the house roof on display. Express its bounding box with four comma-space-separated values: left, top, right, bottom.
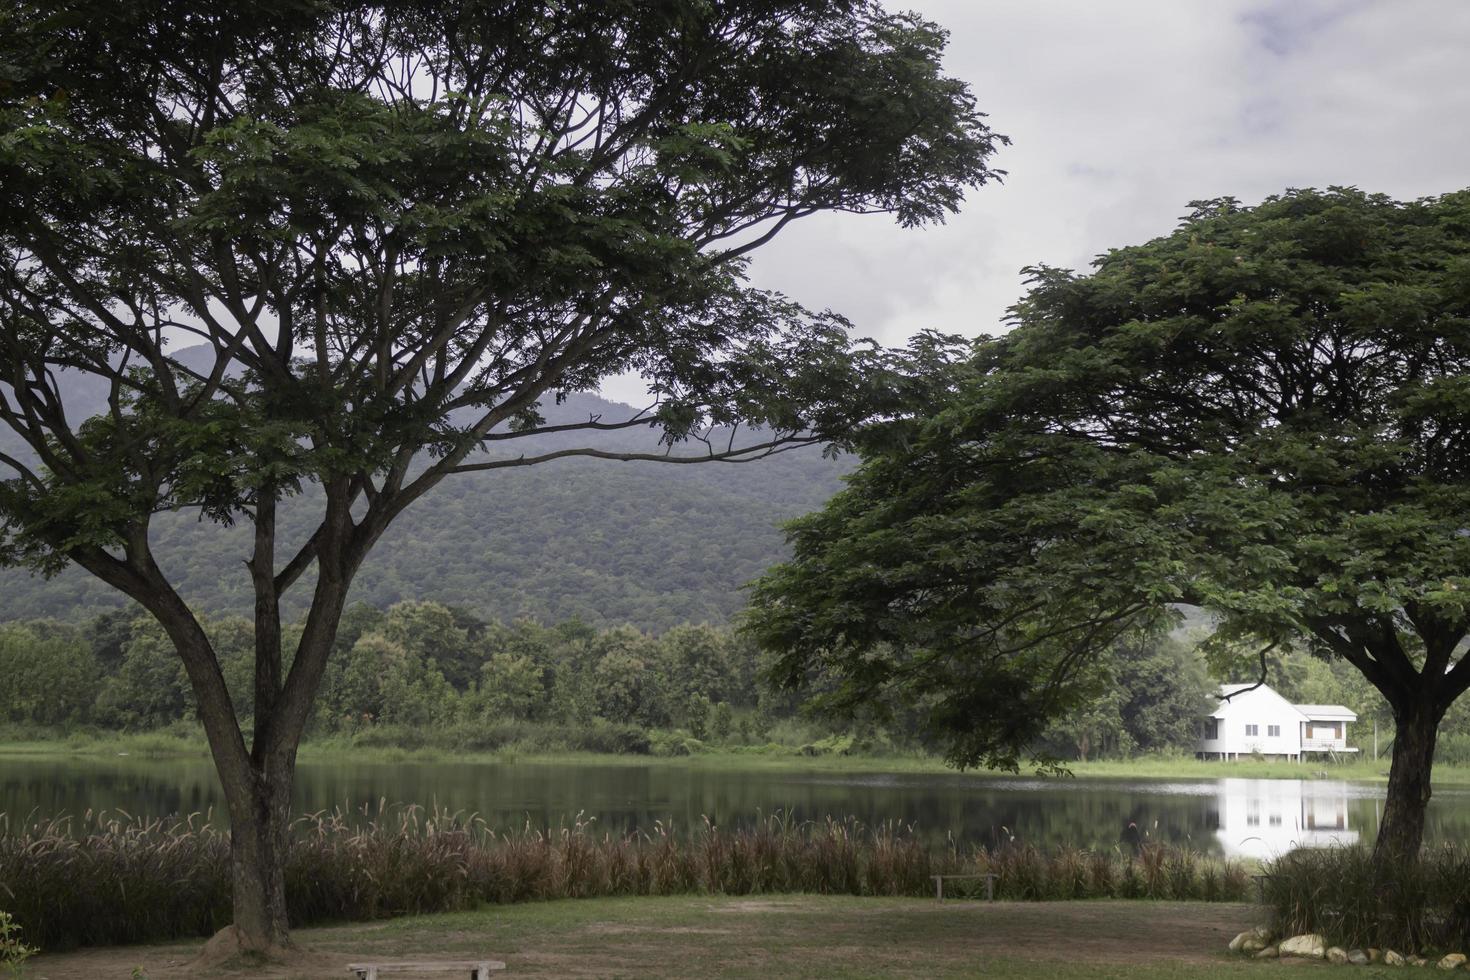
1295, 704, 1358, 722
1208, 684, 1358, 723
1210, 683, 1309, 721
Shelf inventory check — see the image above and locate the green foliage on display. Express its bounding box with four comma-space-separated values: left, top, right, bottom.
585, 625, 664, 727
348, 633, 455, 728
750, 187, 1470, 774
0, 909, 38, 977
0, 0, 1003, 943
0, 603, 817, 743
684, 694, 712, 740
0, 0, 1000, 630
92, 623, 194, 730
474, 652, 547, 722
0, 623, 97, 726
0, 396, 850, 631
711, 702, 735, 743
88, 617, 258, 729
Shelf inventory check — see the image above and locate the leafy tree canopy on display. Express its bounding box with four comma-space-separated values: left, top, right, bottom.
749, 188, 1470, 858
0, 0, 1001, 949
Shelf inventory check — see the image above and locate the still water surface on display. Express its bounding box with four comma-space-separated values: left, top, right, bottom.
4, 756, 1468, 859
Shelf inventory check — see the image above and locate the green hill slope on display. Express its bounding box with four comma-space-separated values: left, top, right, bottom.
0, 389, 848, 630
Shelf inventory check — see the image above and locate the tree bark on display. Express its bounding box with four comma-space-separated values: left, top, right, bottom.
225, 752, 296, 950
218, 491, 361, 951
1374, 701, 1441, 864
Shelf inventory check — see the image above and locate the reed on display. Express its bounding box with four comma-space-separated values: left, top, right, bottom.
1262, 845, 1470, 955
0, 807, 1249, 952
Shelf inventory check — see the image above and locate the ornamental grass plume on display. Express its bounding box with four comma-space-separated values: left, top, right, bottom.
0, 806, 1248, 951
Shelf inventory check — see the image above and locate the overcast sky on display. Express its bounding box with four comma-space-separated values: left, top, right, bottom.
604, 0, 1470, 404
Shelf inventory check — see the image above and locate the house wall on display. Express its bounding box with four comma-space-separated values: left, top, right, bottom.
1301, 719, 1352, 751
1196, 688, 1305, 758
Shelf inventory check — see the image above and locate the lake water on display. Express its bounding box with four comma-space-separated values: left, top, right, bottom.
4, 755, 1468, 859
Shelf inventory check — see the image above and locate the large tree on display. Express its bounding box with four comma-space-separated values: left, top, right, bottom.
0, 0, 1001, 951
750, 188, 1470, 863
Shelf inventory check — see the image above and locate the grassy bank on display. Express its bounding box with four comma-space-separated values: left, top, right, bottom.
0, 728, 936, 772
0, 725, 1454, 785
31, 896, 1275, 979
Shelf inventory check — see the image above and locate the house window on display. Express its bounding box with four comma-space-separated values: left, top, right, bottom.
1204, 718, 1219, 740
1245, 724, 1259, 737
1267, 725, 1280, 737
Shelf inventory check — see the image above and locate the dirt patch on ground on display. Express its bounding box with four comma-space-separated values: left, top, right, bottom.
30, 898, 1258, 979
923, 900, 1247, 966
711, 899, 809, 913
584, 924, 733, 935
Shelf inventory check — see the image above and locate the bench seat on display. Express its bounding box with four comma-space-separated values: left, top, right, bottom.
346, 960, 506, 979
932, 872, 999, 901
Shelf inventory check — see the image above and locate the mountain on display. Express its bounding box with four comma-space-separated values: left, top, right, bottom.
0, 383, 850, 631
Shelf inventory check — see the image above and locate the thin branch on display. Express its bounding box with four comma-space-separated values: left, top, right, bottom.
447, 438, 821, 474
1221, 641, 1278, 701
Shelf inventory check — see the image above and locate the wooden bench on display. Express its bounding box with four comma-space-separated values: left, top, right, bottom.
932, 873, 998, 902
347, 961, 505, 979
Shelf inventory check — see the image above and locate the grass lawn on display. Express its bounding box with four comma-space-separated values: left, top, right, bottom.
1, 729, 1455, 787
27, 895, 1359, 979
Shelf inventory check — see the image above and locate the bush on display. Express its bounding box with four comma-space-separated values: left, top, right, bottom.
649, 732, 708, 757
567, 723, 652, 755
312, 720, 655, 756
1262, 845, 1470, 955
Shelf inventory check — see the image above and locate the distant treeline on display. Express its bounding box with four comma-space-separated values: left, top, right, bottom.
0, 600, 1420, 763
0, 602, 821, 751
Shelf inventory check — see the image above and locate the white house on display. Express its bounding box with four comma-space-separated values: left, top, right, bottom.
1195, 683, 1358, 761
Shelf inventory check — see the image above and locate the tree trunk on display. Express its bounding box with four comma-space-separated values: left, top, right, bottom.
1374, 703, 1440, 864
225, 752, 296, 951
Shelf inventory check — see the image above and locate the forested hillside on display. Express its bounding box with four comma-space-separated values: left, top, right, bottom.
0, 373, 849, 630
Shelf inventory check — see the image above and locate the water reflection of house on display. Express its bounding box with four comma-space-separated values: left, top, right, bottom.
1212, 778, 1359, 860
1195, 683, 1358, 761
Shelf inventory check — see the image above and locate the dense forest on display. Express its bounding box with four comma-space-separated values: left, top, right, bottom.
0, 602, 828, 755
0, 359, 1412, 759
0, 376, 848, 630
0, 600, 1421, 762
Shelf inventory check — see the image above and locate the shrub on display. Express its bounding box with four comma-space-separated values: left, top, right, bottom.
649, 732, 708, 757
568, 723, 651, 755
1262, 845, 1470, 955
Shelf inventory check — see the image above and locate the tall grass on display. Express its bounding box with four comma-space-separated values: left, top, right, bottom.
0, 807, 1248, 951
1262, 845, 1470, 955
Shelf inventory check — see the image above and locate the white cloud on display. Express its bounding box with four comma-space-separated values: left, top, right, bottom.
600, 0, 1470, 405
